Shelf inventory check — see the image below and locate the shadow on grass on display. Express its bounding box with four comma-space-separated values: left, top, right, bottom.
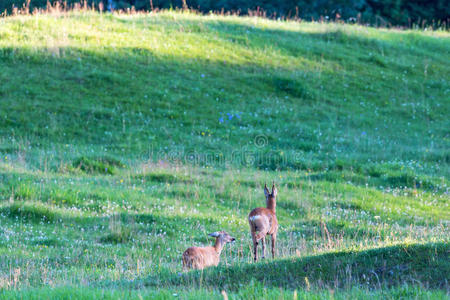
140, 242, 449, 291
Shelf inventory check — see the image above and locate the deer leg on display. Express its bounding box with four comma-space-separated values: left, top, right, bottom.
261, 236, 266, 259
254, 229, 268, 261
252, 233, 258, 262
271, 233, 276, 259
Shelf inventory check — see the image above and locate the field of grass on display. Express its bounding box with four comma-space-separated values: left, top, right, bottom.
0, 9, 449, 299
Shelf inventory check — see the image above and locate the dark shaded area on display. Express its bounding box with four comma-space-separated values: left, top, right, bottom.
269, 76, 317, 101
72, 156, 125, 174
99, 228, 133, 243
0, 203, 59, 223
2, 0, 449, 27
132, 172, 193, 184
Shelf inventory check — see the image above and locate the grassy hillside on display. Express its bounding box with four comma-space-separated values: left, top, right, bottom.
1, 11, 449, 175
0, 10, 449, 299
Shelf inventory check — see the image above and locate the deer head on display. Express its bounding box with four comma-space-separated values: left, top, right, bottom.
208, 231, 235, 243
264, 183, 277, 212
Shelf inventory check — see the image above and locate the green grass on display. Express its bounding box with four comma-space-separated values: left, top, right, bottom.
0, 10, 449, 299
169, 243, 449, 290
2, 284, 448, 300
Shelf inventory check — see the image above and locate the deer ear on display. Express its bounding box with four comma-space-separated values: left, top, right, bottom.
208, 232, 220, 237
272, 184, 277, 197
264, 183, 270, 198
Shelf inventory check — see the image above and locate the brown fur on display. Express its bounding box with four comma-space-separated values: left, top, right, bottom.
182, 231, 235, 270
248, 184, 278, 261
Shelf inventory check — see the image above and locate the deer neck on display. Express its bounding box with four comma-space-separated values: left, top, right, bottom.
266, 197, 276, 213
214, 238, 225, 254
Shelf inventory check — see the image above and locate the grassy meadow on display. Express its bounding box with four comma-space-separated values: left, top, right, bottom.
0, 9, 449, 299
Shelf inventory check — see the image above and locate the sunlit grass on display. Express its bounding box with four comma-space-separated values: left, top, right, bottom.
0, 10, 449, 298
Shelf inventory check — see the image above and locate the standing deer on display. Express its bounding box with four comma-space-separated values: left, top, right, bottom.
182, 231, 235, 270
248, 183, 278, 261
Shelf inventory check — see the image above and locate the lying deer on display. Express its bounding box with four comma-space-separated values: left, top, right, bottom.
248, 183, 278, 261
182, 231, 235, 270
